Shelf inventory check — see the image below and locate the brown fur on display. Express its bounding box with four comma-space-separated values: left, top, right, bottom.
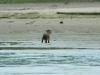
42, 30, 51, 43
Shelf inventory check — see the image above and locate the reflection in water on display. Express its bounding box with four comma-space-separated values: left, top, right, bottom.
0, 50, 100, 75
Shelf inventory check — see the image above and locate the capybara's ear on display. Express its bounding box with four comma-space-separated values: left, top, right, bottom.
46, 29, 49, 32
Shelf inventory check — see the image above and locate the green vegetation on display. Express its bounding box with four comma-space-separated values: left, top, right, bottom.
0, 0, 100, 3
0, 13, 100, 19
0, 42, 100, 50
0, 46, 99, 50
0, 42, 22, 45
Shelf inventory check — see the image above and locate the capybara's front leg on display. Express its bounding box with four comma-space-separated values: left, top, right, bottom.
45, 40, 47, 43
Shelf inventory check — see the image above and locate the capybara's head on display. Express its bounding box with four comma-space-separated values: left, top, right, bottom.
46, 30, 51, 34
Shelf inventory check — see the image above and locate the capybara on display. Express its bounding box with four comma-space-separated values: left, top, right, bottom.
42, 30, 51, 43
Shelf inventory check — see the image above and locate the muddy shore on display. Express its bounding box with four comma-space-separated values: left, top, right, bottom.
0, 2, 100, 48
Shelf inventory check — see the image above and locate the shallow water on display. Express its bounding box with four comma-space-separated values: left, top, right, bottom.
0, 49, 100, 75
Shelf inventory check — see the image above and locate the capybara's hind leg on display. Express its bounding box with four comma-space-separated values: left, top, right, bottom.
48, 40, 50, 43
42, 38, 43, 43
